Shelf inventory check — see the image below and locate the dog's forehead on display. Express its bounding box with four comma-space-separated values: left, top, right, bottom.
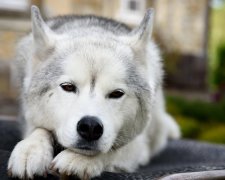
62, 41, 133, 85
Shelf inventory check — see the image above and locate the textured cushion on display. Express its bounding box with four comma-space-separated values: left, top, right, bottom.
0, 120, 225, 180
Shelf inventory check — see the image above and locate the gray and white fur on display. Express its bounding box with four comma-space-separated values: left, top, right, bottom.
8, 6, 180, 179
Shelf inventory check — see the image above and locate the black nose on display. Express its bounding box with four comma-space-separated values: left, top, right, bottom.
77, 116, 103, 141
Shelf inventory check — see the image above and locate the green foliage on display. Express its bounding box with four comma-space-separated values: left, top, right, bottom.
199, 125, 225, 144
213, 43, 225, 88
175, 116, 201, 138
209, 4, 225, 88
166, 95, 225, 143
167, 96, 225, 122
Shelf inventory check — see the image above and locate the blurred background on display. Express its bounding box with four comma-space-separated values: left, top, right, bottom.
0, 0, 225, 144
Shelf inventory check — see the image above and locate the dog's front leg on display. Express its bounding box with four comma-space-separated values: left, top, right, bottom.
51, 149, 105, 179
8, 128, 53, 179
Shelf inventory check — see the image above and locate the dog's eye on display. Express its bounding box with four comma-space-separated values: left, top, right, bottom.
60, 83, 77, 93
108, 89, 124, 99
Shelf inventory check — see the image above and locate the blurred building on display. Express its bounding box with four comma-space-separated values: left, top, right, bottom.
0, 0, 210, 101
153, 0, 210, 90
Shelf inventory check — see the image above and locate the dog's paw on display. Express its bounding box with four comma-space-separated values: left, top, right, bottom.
8, 135, 53, 179
51, 149, 104, 179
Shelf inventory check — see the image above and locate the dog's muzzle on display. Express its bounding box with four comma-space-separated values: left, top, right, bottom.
77, 116, 103, 142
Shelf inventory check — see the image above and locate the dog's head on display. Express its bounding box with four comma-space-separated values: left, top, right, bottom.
24, 6, 159, 155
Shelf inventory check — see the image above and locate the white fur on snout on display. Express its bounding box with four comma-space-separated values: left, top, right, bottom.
8, 129, 53, 178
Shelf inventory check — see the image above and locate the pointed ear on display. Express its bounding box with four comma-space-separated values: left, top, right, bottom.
122, 9, 154, 49
31, 6, 55, 53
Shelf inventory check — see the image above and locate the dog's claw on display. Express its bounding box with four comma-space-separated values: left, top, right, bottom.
48, 169, 60, 177
66, 171, 71, 176
83, 171, 89, 180
48, 163, 55, 170
49, 162, 61, 177
43, 171, 48, 178
54, 168, 59, 174
25, 169, 33, 180
7, 168, 12, 177
49, 162, 55, 171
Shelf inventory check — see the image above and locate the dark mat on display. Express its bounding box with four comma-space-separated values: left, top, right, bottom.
0, 120, 225, 180
0, 120, 21, 151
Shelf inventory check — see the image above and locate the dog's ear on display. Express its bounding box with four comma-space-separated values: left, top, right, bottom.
31, 6, 56, 55
121, 9, 154, 50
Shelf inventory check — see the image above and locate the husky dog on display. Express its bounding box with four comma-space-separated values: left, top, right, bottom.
8, 6, 180, 179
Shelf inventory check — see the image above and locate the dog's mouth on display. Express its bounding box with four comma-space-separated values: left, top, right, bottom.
71, 147, 100, 156
72, 140, 101, 156
75, 144, 94, 151
52, 134, 101, 156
